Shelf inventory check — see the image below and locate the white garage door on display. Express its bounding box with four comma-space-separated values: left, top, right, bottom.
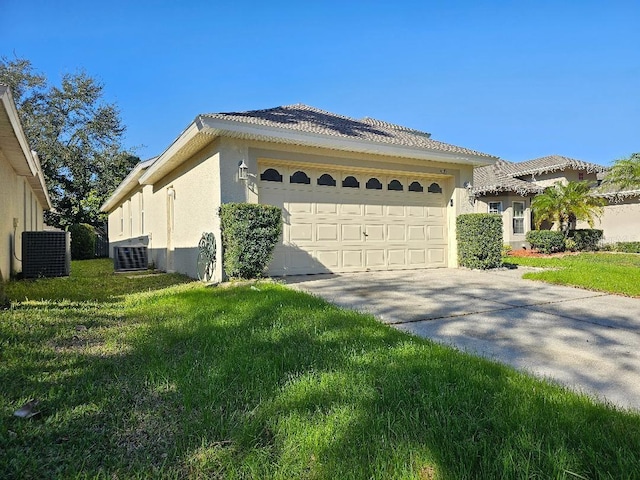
259, 164, 448, 275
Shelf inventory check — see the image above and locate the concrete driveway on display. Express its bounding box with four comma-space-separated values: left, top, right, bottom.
285, 267, 640, 411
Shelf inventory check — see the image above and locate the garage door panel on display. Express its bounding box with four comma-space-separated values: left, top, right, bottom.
342, 224, 362, 241
408, 225, 426, 241
317, 224, 338, 241
427, 207, 444, 218
428, 248, 446, 264
343, 250, 363, 268
290, 202, 313, 214
365, 204, 384, 216
291, 223, 313, 242
316, 202, 338, 215
408, 206, 425, 217
387, 205, 405, 216
340, 203, 362, 215
365, 224, 385, 241
316, 250, 339, 268
427, 225, 445, 241
388, 249, 406, 265
387, 225, 406, 241
365, 249, 385, 267
409, 249, 426, 265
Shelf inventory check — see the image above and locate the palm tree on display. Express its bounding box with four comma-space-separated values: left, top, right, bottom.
603, 153, 640, 190
531, 181, 606, 234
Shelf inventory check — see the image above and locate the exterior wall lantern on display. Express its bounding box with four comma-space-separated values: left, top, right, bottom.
238, 160, 248, 181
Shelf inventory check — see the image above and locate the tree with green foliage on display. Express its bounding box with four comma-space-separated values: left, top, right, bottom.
0, 56, 138, 228
531, 181, 606, 235
603, 153, 640, 190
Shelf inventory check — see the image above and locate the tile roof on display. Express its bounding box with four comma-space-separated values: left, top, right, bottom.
499, 155, 607, 178
201, 104, 495, 158
473, 161, 544, 196
473, 155, 608, 197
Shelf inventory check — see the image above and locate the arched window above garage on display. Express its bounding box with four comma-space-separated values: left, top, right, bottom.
388, 179, 403, 191
409, 181, 423, 192
290, 170, 311, 184
428, 182, 442, 193
342, 175, 360, 188
317, 173, 336, 186
366, 177, 383, 190
260, 168, 283, 182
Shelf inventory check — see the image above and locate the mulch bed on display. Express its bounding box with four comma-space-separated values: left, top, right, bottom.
507, 249, 579, 258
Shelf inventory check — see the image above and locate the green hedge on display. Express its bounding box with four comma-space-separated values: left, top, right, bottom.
526, 230, 565, 254
69, 224, 97, 260
456, 214, 503, 269
568, 229, 603, 252
614, 242, 640, 253
219, 203, 282, 279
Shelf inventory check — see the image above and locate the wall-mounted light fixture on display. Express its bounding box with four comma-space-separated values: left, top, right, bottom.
238, 160, 248, 181
450, 199, 454, 207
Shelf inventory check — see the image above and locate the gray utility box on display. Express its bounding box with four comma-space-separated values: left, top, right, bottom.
22, 231, 71, 278
113, 245, 148, 272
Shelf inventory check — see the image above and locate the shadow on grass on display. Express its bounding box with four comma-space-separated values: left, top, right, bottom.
2, 281, 640, 478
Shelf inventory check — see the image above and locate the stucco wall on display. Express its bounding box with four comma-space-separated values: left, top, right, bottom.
108, 135, 485, 278
0, 151, 46, 277
589, 197, 640, 243
529, 170, 598, 188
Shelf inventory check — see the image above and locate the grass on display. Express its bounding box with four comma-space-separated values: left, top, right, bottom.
1, 260, 640, 479
503, 252, 640, 297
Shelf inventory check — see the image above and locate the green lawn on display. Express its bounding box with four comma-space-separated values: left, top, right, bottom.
2, 259, 640, 479
504, 252, 640, 297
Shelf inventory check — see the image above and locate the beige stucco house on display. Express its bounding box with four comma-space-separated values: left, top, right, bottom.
473, 155, 640, 246
0, 85, 52, 278
101, 104, 496, 281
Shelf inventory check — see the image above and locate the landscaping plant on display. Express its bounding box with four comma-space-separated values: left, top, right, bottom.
219, 203, 282, 279
456, 213, 503, 269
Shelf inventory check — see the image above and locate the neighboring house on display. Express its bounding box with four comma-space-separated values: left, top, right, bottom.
592, 175, 640, 244
0, 85, 52, 278
101, 104, 496, 281
473, 154, 640, 246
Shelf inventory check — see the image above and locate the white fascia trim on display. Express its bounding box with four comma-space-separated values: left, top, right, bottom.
138, 121, 202, 185
0, 86, 39, 176
100, 159, 155, 213
199, 117, 496, 166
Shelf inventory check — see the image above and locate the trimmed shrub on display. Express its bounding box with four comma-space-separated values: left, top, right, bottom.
219, 203, 282, 279
69, 223, 96, 260
568, 229, 603, 252
614, 242, 640, 253
526, 230, 565, 254
456, 214, 503, 269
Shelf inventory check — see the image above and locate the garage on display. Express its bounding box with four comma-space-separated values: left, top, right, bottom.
259, 163, 449, 275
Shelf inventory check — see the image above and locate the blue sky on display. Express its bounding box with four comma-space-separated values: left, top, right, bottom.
2, 0, 638, 165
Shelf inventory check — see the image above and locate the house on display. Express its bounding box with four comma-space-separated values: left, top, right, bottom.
101, 104, 496, 281
473, 154, 640, 246
0, 85, 52, 279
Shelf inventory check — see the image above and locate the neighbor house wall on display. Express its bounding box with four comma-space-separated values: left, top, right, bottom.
587, 197, 640, 243
528, 170, 598, 188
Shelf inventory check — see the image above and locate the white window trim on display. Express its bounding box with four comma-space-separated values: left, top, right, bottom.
513, 201, 525, 235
